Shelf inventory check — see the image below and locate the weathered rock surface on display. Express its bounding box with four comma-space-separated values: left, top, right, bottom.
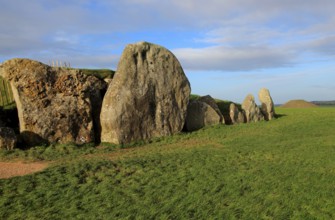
198, 95, 225, 124
0, 127, 17, 150
100, 42, 191, 144
242, 94, 264, 123
0, 58, 107, 146
229, 103, 245, 124
258, 88, 275, 120
184, 100, 221, 131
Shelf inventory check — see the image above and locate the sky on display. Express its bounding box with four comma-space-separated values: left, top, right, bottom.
1, 0, 334, 104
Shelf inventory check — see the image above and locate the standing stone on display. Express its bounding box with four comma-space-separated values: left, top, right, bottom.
100, 42, 191, 144
198, 95, 225, 124
229, 103, 245, 124
184, 100, 221, 132
0, 127, 17, 150
258, 88, 275, 120
0, 58, 107, 146
242, 94, 264, 123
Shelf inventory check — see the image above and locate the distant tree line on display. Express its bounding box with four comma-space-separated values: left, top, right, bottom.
311, 101, 335, 106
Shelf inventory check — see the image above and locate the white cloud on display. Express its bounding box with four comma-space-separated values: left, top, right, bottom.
52, 31, 80, 45
307, 36, 335, 56
173, 45, 294, 71
65, 54, 120, 69
35, 54, 119, 69
0, 0, 335, 72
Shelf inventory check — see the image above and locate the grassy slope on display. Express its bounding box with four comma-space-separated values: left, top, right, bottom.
1, 107, 335, 219
79, 68, 115, 80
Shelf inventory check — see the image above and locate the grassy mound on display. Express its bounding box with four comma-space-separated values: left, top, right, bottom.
281, 99, 318, 108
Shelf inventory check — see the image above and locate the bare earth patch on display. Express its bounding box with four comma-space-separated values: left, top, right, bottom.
0, 162, 48, 179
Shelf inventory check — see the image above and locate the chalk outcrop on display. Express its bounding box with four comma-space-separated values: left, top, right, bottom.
242, 94, 264, 123
258, 88, 275, 120
0, 58, 107, 146
100, 42, 191, 144
184, 100, 221, 131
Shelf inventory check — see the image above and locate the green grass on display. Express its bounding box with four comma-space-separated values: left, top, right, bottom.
1, 107, 335, 219
189, 94, 201, 101
0, 77, 15, 108
79, 68, 115, 80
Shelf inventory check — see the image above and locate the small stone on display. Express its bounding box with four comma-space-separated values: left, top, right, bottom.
198, 95, 225, 124
229, 103, 245, 124
242, 94, 264, 123
258, 88, 275, 120
0, 127, 17, 150
184, 100, 221, 131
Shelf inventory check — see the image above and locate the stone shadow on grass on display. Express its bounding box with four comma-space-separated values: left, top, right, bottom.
19, 131, 49, 149
275, 114, 287, 119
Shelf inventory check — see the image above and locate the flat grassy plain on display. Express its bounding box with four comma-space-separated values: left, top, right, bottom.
0, 107, 335, 219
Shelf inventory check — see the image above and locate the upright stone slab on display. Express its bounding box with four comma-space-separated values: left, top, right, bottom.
258, 88, 275, 120
100, 42, 191, 144
0, 58, 107, 146
184, 100, 221, 132
198, 95, 225, 124
229, 103, 245, 124
242, 94, 264, 123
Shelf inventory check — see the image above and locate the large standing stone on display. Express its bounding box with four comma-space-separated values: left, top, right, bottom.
184, 100, 221, 132
229, 103, 245, 124
242, 94, 264, 123
258, 88, 275, 120
198, 95, 225, 124
0, 127, 17, 150
0, 58, 107, 146
100, 42, 191, 144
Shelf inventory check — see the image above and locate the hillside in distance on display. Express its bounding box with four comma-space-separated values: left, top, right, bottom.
311, 100, 335, 106
281, 100, 318, 108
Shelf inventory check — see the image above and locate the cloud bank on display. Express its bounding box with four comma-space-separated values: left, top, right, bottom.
0, 0, 334, 71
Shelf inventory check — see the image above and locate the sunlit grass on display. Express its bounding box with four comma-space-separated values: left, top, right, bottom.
0, 107, 335, 219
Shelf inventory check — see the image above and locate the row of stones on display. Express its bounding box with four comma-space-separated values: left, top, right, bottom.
0, 42, 189, 149
0, 42, 274, 150
184, 88, 275, 132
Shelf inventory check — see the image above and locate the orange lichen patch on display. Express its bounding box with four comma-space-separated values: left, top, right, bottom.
0, 161, 48, 179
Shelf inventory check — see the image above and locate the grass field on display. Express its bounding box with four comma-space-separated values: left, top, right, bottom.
0, 107, 335, 219
79, 68, 115, 80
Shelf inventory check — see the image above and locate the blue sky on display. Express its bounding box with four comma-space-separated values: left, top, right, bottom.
1, 0, 334, 104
